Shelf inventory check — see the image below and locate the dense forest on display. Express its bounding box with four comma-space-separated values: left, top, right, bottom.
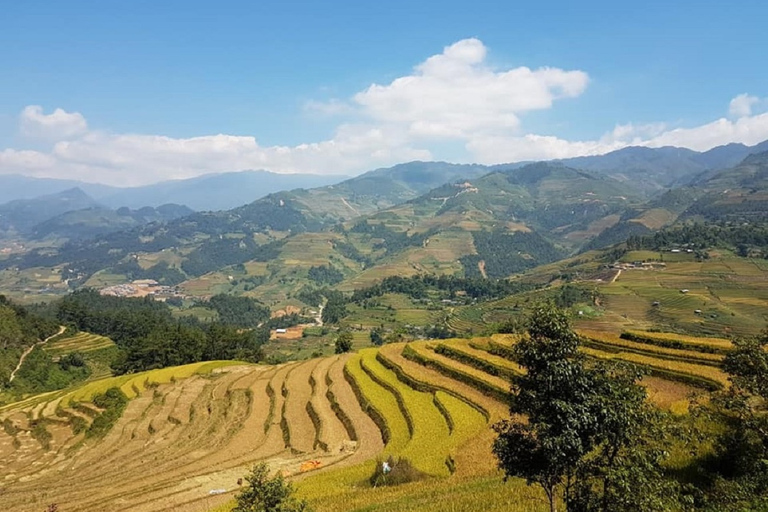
307, 264, 344, 285
57, 290, 268, 374
349, 274, 541, 302
461, 230, 563, 278
0, 296, 69, 397
626, 222, 768, 257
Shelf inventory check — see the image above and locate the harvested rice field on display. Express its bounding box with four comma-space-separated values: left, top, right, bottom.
0, 328, 738, 512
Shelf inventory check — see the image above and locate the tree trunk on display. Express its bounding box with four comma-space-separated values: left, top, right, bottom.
545, 486, 557, 512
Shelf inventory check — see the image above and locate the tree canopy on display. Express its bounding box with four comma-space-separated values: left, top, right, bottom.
493, 303, 674, 512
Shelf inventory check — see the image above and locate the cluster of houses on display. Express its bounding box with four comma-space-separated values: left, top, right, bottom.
100, 279, 184, 300
610, 261, 667, 270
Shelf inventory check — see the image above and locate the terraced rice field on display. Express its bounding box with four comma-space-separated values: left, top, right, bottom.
44, 332, 116, 356
0, 328, 737, 512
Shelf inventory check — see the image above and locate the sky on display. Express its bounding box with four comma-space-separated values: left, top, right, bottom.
1, 0, 768, 187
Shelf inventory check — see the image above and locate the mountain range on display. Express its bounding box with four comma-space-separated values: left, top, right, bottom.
2, 140, 768, 303
0, 170, 348, 211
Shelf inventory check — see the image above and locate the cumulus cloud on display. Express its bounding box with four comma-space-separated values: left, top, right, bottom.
466, 94, 768, 163
1, 121, 430, 186
351, 38, 589, 139
729, 93, 760, 118
2, 42, 768, 186
19, 105, 88, 140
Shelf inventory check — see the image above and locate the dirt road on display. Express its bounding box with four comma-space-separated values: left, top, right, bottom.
8, 325, 65, 383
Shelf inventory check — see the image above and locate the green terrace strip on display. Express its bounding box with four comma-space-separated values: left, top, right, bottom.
577, 329, 724, 367
43, 332, 116, 356
359, 348, 453, 476
402, 342, 510, 402
375, 346, 492, 422
343, 353, 410, 453
433, 391, 486, 470
580, 347, 729, 391
621, 330, 734, 355
436, 338, 524, 380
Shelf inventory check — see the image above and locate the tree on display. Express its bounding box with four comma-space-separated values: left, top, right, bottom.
233, 462, 311, 512
701, 331, 768, 509
0, 305, 22, 350
334, 330, 353, 354
492, 303, 673, 512
370, 327, 385, 346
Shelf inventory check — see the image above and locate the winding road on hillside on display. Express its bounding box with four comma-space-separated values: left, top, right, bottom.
8, 325, 65, 383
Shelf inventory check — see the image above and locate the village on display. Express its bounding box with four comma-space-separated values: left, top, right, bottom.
99, 279, 185, 300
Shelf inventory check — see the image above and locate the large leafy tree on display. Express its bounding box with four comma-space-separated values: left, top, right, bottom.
701, 332, 768, 510
492, 303, 673, 512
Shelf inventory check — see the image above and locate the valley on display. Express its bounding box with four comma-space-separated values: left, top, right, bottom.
1, 145, 768, 512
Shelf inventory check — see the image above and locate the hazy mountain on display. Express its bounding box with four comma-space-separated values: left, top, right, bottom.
282, 161, 496, 221
682, 150, 768, 222
0, 188, 103, 235
582, 150, 768, 251
98, 170, 349, 211
360, 161, 640, 251
30, 204, 194, 241
4, 145, 768, 292
0, 170, 348, 212
0, 175, 117, 205
557, 140, 768, 195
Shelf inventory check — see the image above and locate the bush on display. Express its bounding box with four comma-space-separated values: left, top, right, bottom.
234, 462, 311, 512
87, 387, 129, 438
335, 331, 353, 354
369, 456, 425, 487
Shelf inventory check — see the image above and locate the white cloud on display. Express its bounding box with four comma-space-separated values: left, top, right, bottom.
729, 93, 760, 118
0, 121, 430, 186
2, 44, 768, 187
351, 38, 589, 139
19, 105, 88, 140
644, 111, 768, 151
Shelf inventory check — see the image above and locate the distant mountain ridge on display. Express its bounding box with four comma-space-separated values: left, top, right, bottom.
3, 139, 767, 212
0, 188, 193, 241
0, 170, 349, 211
3, 142, 768, 302
0, 188, 102, 234
557, 140, 768, 194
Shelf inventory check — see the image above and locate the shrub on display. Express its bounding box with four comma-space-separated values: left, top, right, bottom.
234, 462, 312, 512
369, 456, 425, 487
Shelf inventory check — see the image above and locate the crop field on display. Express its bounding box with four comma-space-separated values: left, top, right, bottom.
446, 253, 768, 338
577, 329, 725, 365
44, 331, 116, 356
0, 325, 744, 512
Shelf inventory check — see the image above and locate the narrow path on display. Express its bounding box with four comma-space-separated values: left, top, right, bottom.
315, 302, 325, 327
8, 325, 65, 383
339, 197, 360, 216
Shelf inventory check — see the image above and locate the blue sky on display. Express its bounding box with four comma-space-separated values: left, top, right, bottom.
1, 0, 767, 185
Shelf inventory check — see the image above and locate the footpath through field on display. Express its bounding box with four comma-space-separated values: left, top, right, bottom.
8, 325, 65, 383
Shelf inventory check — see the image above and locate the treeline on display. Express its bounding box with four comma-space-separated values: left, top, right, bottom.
293, 275, 541, 326
181, 237, 282, 277
57, 290, 267, 374
0, 295, 59, 350
111, 260, 187, 286
205, 294, 271, 328
626, 222, 768, 256
461, 230, 563, 278
349, 274, 540, 302
308, 264, 344, 285
0, 296, 61, 390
